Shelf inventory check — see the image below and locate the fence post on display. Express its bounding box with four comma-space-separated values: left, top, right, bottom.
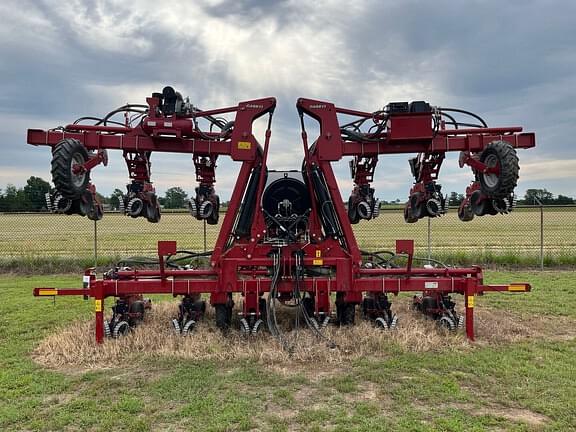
203, 220, 207, 253
94, 218, 98, 268
427, 216, 431, 260
540, 204, 544, 270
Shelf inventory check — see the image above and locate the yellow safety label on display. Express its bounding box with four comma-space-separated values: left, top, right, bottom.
237, 141, 251, 150
508, 284, 526, 292
95, 299, 102, 312
313, 259, 323, 266
38, 289, 58, 296
315, 250, 321, 258
467, 296, 474, 308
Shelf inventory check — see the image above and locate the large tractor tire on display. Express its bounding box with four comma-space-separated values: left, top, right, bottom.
478, 141, 519, 198
51, 139, 90, 199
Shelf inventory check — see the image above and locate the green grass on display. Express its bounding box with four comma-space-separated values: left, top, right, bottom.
1, 271, 575, 431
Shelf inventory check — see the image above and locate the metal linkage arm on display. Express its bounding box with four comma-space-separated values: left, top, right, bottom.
27, 97, 276, 161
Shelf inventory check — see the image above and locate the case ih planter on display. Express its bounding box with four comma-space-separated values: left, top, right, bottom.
29, 87, 534, 344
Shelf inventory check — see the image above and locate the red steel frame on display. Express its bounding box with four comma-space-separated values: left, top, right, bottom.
30, 95, 534, 343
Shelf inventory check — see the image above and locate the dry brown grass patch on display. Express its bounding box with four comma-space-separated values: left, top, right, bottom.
33, 300, 575, 372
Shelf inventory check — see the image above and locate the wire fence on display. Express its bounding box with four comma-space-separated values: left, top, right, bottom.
0, 206, 575, 268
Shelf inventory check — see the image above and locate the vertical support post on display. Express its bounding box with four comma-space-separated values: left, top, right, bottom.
94, 283, 104, 344
464, 279, 475, 341
540, 204, 544, 271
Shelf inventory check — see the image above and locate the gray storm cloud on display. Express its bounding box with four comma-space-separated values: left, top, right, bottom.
0, 0, 574, 200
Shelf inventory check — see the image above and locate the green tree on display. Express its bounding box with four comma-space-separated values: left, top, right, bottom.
448, 192, 464, 206
524, 188, 554, 205
109, 188, 125, 210
163, 187, 188, 209
23, 176, 52, 211
555, 194, 574, 205
0, 184, 26, 211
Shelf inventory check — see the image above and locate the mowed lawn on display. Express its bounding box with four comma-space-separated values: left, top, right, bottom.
0, 207, 575, 260
0, 271, 575, 431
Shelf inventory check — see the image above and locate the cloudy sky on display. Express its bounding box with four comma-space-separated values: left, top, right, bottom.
1, 0, 575, 201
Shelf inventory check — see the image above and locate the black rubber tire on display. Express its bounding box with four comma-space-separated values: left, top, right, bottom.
479, 141, 519, 198
361, 297, 375, 318
348, 197, 360, 224
128, 300, 145, 326
340, 303, 356, 326
410, 193, 427, 219
258, 298, 267, 322
438, 316, 456, 331
127, 198, 144, 218
112, 320, 130, 338
146, 203, 161, 223
207, 196, 220, 225
403, 202, 418, 223
458, 199, 474, 222
51, 138, 90, 199
471, 190, 497, 216
215, 304, 231, 331
64, 199, 84, 216
302, 297, 315, 318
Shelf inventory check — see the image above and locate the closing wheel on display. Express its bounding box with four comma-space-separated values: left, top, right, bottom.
127, 197, 144, 218
51, 138, 90, 199
375, 317, 389, 329
182, 319, 196, 335
199, 200, 213, 219
479, 141, 519, 198
426, 198, 442, 217
357, 201, 372, 219
112, 320, 130, 338
171, 318, 181, 334
53, 195, 73, 213
492, 197, 511, 214
188, 198, 198, 217
239, 318, 250, 335
390, 315, 398, 329
251, 319, 264, 335
438, 316, 456, 331
104, 320, 111, 338
457, 315, 464, 329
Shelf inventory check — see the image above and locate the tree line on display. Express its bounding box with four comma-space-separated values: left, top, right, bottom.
0, 177, 194, 212
0, 177, 573, 212
445, 188, 574, 206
